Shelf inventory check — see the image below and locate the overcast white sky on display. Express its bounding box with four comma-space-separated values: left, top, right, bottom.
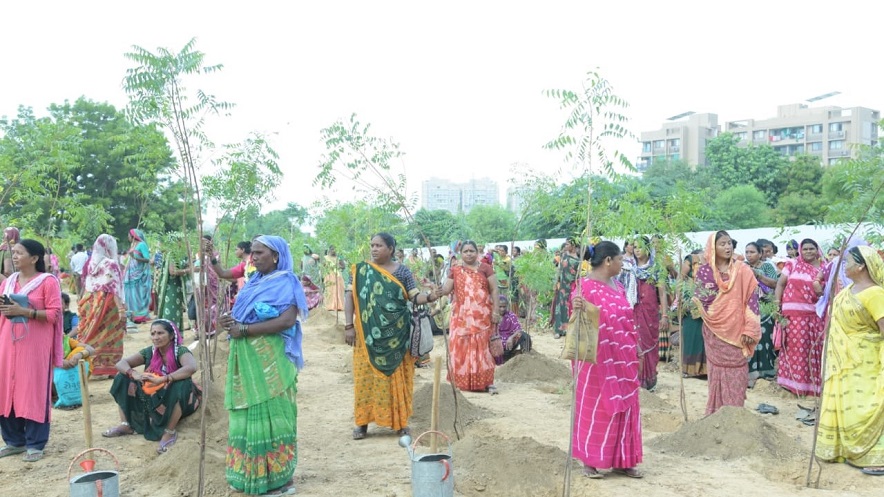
3, 1, 883, 218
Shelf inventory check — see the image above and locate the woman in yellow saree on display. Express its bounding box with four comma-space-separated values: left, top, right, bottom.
816, 246, 884, 476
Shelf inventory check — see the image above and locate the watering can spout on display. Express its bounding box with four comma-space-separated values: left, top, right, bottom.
398, 434, 413, 456
80, 459, 96, 472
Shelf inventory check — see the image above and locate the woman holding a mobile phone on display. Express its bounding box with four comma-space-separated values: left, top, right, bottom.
0, 239, 64, 463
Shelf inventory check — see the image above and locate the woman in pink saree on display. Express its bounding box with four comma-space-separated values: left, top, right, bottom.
570, 241, 643, 479
630, 236, 669, 391
693, 231, 760, 415
774, 238, 828, 396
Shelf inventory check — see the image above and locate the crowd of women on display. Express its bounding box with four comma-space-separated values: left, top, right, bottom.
2, 221, 883, 492
562, 231, 884, 478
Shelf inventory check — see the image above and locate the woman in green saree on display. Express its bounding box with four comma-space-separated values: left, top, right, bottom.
156, 256, 188, 328
552, 238, 581, 338
218, 235, 307, 496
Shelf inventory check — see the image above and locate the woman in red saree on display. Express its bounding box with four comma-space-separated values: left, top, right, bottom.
693, 231, 760, 415
78, 234, 127, 377
570, 241, 643, 479
436, 241, 501, 393
774, 238, 828, 396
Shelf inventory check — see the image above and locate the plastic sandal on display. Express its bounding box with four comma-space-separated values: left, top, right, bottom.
260, 482, 296, 496
756, 403, 779, 415
352, 426, 367, 440
22, 449, 43, 462
157, 430, 178, 454
612, 467, 644, 479
102, 424, 134, 438
0, 446, 26, 458
861, 467, 884, 476
583, 466, 604, 479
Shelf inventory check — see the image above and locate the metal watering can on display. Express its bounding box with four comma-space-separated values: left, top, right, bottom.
399, 430, 454, 497
68, 448, 120, 497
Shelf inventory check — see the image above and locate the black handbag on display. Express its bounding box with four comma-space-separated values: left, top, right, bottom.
410, 304, 434, 357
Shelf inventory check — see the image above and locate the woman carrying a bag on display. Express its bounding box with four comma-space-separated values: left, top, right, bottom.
344, 233, 436, 440
569, 241, 643, 479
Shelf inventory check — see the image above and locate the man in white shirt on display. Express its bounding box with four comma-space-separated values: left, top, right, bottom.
70, 243, 88, 298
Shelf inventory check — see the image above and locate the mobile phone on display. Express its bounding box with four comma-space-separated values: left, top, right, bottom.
1, 295, 11, 306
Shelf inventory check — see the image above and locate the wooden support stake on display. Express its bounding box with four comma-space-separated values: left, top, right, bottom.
78, 359, 93, 449
431, 355, 442, 453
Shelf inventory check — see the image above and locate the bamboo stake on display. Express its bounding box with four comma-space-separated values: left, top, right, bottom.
431, 356, 442, 453
78, 359, 93, 450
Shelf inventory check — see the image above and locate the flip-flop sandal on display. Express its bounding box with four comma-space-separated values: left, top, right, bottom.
796, 408, 813, 420
612, 467, 644, 479
583, 466, 604, 479
487, 385, 499, 395
860, 467, 884, 476
22, 449, 43, 463
757, 403, 779, 415
157, 430, 178, 454
801, 416, 817, 426
260, 482, 296, 496
0, 446, 26, 458
797, 403, 816, 412
102, 424, 134, 438
352, 426, 367, 440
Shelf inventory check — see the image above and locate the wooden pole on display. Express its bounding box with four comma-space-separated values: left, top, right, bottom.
78, 359, 93, 450
431, 356, 442, 453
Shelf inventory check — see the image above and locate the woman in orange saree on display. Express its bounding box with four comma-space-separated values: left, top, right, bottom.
436, 241, 501, 393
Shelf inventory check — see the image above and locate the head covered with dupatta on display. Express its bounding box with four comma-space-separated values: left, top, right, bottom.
693, 231, 761, 357
231, 235, 308, 323
855, 245, 884, 287
129, 228, 146, 243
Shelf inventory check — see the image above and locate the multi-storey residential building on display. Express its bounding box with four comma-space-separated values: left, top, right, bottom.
637, 113, 720, 171
422, 177, 499, 213
725, 104, 879, 165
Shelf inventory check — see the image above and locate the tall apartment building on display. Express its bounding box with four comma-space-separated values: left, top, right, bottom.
637, 113, 720, 171
506, 185, 527, 214
725, 104, 879, 165
422, 177, 499, 213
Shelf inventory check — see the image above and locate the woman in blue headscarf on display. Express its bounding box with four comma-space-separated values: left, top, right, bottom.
218, 235, 307, 496
124, 229, 152, 325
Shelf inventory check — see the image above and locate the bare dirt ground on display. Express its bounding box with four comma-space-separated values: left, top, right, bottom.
1, 306, 879, 496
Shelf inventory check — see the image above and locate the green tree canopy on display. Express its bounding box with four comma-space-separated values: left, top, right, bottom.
465, 204, 517, 244
702, 133, 788, 205
710, 184, 771, 229
773, 154, 825, 225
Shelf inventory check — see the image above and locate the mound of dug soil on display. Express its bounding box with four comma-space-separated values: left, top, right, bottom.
494, 352, 570, 384
411, 383, 490, 433
453, 434, 570, 497
640, 389, 678, 411
650, 406, 804, 460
